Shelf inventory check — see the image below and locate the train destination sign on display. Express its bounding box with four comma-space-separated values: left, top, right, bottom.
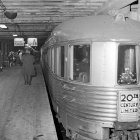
119, 90, 139, 114
14, 38, 25, 46
27, 38, 38, 46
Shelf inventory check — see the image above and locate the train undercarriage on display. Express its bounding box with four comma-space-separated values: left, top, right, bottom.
57, 119, 140, 140
63, 128, 140, 140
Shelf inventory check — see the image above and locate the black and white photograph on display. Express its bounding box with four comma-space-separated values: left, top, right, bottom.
0, 0, 140, 140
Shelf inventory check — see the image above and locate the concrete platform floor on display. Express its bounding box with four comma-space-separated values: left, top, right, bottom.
0, 65, 58, 140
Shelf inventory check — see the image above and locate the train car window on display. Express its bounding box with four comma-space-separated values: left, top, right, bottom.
45, 53, 47, 64
73, 44, 90, 83
47, 49, 50, 66
54, 47, 57, 74
48, 49, 51, 68
56, 47, 60, 75
61, 46, 65, 77
51, 48, 54, 72
46, 49, 49, 66
118, 44, 137, 85
57, 46, 65, 77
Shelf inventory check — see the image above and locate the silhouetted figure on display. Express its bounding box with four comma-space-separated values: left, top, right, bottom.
0, 50, 3, 71
21, 47, 35, 85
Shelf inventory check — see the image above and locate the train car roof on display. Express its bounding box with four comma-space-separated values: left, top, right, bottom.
50, 15, 140, 43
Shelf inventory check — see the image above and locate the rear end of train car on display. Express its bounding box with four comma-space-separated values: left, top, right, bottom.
41, 15, 140, 140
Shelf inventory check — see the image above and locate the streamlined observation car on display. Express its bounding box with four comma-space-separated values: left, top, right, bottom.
41, 15, 140, 140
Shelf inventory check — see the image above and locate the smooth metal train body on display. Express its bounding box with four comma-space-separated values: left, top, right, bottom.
41, 15, 140, 140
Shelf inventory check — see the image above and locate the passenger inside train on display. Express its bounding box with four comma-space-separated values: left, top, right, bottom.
118, 44, 137, 85
73, 44, 90, 83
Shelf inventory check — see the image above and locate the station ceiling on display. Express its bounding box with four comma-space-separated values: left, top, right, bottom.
0, 0, 138, 42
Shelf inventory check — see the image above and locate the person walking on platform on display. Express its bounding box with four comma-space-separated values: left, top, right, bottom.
21, 45, 35, 85
8, 51, 14, 67
18, 50, 23, 66
0, 50, 3, 71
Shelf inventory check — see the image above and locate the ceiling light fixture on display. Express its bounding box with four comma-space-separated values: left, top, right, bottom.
4, 11, 17, 19
0, 0, 17, 19
13, 34, 18, 37
0, 24, 7, 29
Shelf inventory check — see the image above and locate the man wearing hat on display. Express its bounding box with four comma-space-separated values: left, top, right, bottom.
21, 44, 35, 85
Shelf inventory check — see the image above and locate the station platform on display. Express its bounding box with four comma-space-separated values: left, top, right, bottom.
0, 64, 58, 140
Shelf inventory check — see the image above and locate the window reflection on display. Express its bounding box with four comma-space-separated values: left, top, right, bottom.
61, 46, 64, 77
118, 45, 137, 85
73, 44, 90, 83
57, 46, 64, 77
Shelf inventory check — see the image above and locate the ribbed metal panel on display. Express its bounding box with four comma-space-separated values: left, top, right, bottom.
56, 86, 117, 123
49, 73, 140, 124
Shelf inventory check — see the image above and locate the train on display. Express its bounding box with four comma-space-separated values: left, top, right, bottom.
41, 14, 140, 140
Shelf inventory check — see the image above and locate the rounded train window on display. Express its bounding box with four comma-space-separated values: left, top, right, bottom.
118, 44, 137, 85
69, 44, 90, 83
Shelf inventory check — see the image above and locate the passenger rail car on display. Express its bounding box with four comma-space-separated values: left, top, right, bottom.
41, 15, 140, 140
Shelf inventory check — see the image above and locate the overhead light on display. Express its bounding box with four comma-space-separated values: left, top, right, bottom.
13, 34, 18, 37
0, 0, 17, 20
0, 24, 7, 29
4, 11, 17, 19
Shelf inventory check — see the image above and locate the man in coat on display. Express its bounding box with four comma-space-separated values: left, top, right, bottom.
21, 45, 35, 85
